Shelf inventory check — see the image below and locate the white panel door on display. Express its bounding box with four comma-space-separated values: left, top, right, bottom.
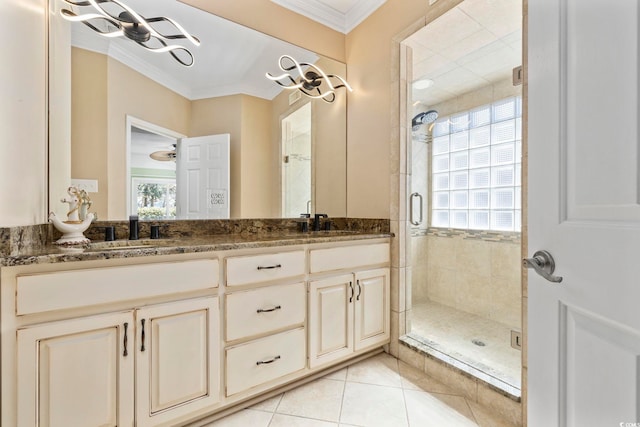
176, 134, 230, 219
528, 1, 640, 426
16, 311, 134, 427
136, 297, 220, 427
308, 274, 354, 368
354, 268, 390, 351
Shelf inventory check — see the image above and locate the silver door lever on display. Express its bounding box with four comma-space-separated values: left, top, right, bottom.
523, 250, 563, 283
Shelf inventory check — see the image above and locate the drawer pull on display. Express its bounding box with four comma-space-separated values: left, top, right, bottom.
257, 264, 282, 270
356, 280, 362, 301
257, 305, 282, 313
256, 355, 281, 365
140, 319, 146, 352
123, 322, 129, 357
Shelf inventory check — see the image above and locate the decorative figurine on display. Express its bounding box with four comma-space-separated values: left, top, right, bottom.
49, 186, 95, 245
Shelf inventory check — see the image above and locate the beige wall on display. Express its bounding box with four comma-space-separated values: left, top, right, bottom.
269, 56, 348, 218
72, 49, 280, 220
71, 49, 109, 220
346, 0, 464, 218
192, 94, 275, 218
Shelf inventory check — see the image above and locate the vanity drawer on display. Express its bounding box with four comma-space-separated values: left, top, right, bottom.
16, 259, 219, 315
225, 250, 305, 286
226, 282, 305, 341
225, 327, 306, 396
309, 243, 389, 273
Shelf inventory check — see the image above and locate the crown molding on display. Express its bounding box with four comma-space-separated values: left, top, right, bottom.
271, 0, 386, 33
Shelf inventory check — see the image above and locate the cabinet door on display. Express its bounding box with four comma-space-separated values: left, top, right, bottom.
17, 311, 135, 427
354, 268, 390, 351
308, 274, 354, 368
136, 296, 220, 427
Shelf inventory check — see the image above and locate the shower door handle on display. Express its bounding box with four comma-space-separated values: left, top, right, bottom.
410, 192, 423, 226
523, 250, 563, 283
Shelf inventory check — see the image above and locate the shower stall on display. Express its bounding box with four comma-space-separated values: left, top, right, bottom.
402, 0, 523, 398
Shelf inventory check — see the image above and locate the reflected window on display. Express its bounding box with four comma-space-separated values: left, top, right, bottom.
431, 96, 522, 232
132, 178, 176, 220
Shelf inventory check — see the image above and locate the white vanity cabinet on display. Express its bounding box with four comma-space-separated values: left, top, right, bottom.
223, 250, 307, 397
16, 310, 135, 427
2, 237, 391, 426
135, 297, 220, 427
4, 258, 220, 427
16, 296, 220, 427
308, 243, 390, 369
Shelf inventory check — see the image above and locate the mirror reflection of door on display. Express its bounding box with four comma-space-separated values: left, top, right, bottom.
129, 125, 179, 220
176, 134, 231, 219
281, 103, 312, 218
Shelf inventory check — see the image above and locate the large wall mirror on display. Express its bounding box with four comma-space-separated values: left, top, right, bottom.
48, 0, 347, 221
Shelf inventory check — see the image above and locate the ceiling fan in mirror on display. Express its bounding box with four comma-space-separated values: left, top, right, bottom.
60, 0, 200, 66
149, 144, 177, 162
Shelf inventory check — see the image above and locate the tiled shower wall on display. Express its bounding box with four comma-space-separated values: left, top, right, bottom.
412, 232, 521, 329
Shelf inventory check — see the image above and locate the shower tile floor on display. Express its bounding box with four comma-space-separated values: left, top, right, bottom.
409, 300, 521, 392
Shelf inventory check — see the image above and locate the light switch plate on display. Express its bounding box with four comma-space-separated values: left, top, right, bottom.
71, 179, 99, 193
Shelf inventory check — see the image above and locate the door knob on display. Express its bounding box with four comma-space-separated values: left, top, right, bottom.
523, 250, 563, 283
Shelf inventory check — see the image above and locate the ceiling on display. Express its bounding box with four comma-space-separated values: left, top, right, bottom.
403, 0, 522, 107
64, 0, 520, 107
271, 0, 387, 33
65, 0, 317, 101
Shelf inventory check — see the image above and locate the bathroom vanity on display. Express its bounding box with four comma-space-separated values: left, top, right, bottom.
0, 229, 390, 427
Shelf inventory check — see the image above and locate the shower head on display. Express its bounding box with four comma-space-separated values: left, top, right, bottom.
411, 110, 438, 130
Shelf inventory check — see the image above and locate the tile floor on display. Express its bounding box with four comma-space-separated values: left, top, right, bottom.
410, 301, 521, 390
205, 353, 516, 427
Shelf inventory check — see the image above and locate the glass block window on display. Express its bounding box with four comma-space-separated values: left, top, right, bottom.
431, 96, 522, 232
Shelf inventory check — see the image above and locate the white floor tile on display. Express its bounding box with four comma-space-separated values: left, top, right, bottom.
404, 389, 477, 427
250, 393, 284, 412
346, 353, 402, 388
276, 378, 345, 422
209, 353, 516, 427
205, 409, 272, 427
340, 382, 408, 427
269, 413, 340, 426
324, 368, 347, 381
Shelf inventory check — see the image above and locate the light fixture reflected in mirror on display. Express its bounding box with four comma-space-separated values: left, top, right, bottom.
60, 0, 200, 66
266, 55, 352, 103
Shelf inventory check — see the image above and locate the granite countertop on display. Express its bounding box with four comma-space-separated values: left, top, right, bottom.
0, 230, 392, 267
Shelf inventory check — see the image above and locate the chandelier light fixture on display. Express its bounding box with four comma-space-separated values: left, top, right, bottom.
266, 55, 353, 103
60, 0, 200, 67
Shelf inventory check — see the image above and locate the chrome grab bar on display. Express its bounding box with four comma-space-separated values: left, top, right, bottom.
410, 192, 423, 226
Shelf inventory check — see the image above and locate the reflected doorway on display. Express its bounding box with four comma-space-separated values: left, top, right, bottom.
281, 102, 312, 218
129, 124, 179, 220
